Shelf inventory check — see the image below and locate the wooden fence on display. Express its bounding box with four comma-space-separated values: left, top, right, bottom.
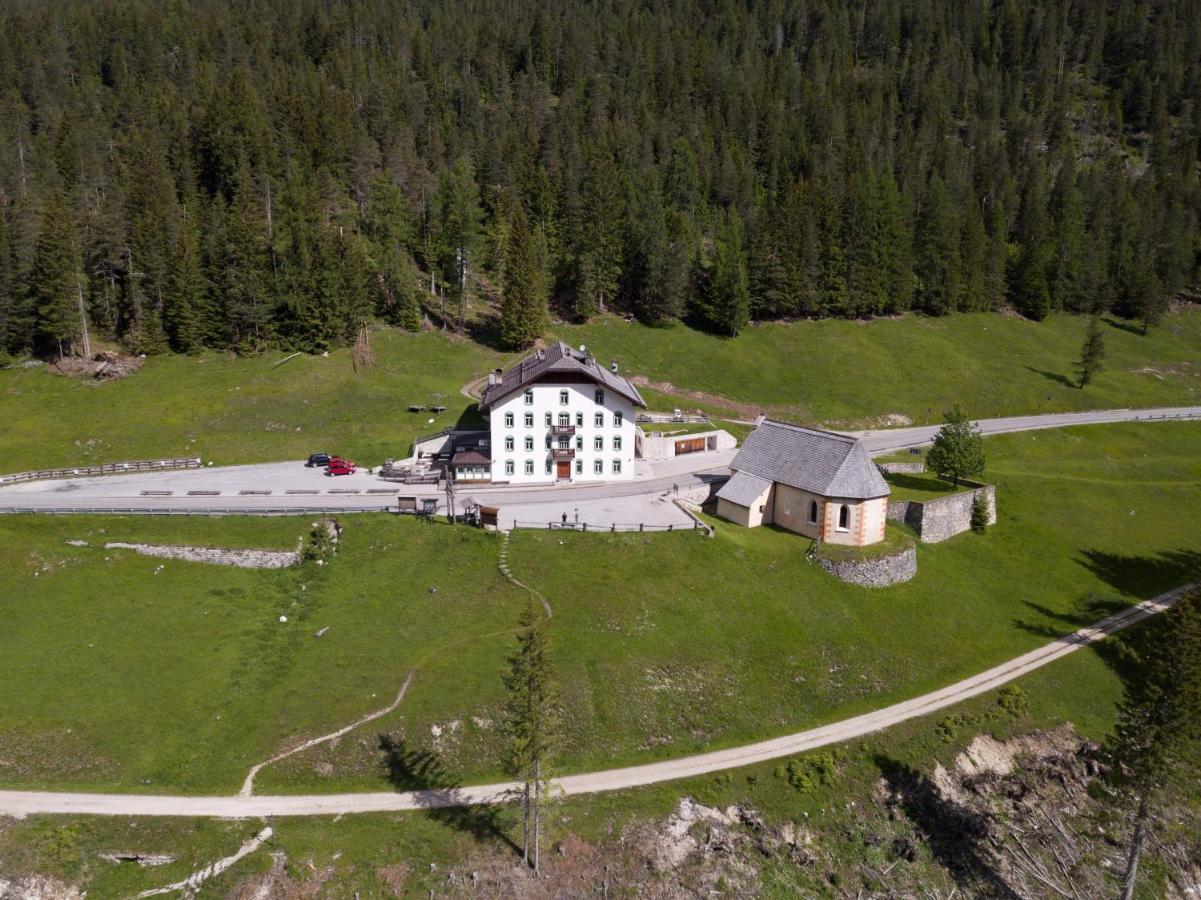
0, 457, 202, 486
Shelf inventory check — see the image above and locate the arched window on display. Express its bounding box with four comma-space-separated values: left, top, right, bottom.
838, 505, 850, 530
808, 500, 818, 525
560, 389, 569, 405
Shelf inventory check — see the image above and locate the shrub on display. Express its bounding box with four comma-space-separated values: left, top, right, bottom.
970, 493, 989, 533
782, 752, 839, 793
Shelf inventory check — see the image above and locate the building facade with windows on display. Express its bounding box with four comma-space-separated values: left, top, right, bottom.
715, 418, 891, 547
477, 342, 646, 484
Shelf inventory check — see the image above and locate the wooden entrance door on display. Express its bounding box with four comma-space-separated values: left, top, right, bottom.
675, 437, 706, 455
556, 461, 571, 479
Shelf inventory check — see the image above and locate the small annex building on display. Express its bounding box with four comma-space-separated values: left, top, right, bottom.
715, 418, 891, 547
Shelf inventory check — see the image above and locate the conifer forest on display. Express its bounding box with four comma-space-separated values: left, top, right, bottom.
1, 0, 1198, 354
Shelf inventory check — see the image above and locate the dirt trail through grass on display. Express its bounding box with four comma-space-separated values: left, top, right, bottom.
239, 673, 414, 796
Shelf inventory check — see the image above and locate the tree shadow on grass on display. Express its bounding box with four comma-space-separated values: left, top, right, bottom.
1025, 365, 1078, 389
875, 755, 1022, 898
1102, 316, 1145, 337
1076, 548, 1201, 597
378, 734, 520, 854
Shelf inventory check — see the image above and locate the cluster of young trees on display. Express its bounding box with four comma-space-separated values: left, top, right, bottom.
1, 0, 1198, 357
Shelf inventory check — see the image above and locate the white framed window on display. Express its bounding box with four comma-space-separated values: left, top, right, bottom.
575, 435, 583, 451
505, 460, 514, 476
504, 436, 514, 452
593, 459, 603, 474
575, 459, 583, 474
545, 460, 553, 475
612, 459, 621, 474
837, 505, 850, 531
576, 412, 584, 427
545, 435, 552, 449
504, 412, 514, 428
524, 436, 534, 451
614, 411, 623, 427
613, 435, 622, 451
594, 389, 604, 404
558, 412, 570, 426
594, 412, 604, 428
559, 389, 569, 405
524, 412, 534, 428
524, 389, 534, 405
544, 411, 552, 427
594, 436, 603, 451
524, 460, 534, 475
807, 500, 818, 525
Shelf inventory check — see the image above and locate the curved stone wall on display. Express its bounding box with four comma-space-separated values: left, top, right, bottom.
817, 544, 917, 588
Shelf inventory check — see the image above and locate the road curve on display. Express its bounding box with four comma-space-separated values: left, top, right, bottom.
0, 581, 1191, 819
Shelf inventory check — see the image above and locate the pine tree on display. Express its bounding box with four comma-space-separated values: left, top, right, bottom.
573, 149, 624, 319
914, 176, 959, 315
1106, 589, 1201, 900
1075, 316, 1105, 388
165, 204, 207, 352
432, 155, 485, 330
500, 204, 547, 349
29, 192, 84, 358
693, 213, 750, 337
502, 599, 559, 874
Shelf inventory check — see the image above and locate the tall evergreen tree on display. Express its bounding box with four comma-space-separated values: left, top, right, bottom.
29, 192, 84, 358
1075, 316, 1106, 388
500, 204, 548, 349
502, 599, 559, 874
1106, 589, 1201, 900
914, 176, 960, 315
573, 149, 624, 319
693, 213, 750, 337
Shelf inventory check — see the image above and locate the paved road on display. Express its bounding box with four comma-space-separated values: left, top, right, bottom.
851, 405, 1201, 453
0, 581, 1190, 819
1, 406, 1198, 516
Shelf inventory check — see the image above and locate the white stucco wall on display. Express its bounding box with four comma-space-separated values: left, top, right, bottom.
486, 381, 636, 484
770, 483, 824, 540
637, 428, 738, 460
822, 495, 889, 546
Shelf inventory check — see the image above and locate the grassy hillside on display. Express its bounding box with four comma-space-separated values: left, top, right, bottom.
0, 309, 1198, 472
2, 421, 1197, 796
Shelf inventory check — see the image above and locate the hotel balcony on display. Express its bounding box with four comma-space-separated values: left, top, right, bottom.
550, 447, 576, 460
549, 424, 576, 437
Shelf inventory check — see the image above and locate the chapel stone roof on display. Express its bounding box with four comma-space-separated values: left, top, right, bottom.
718, 418, 889, 503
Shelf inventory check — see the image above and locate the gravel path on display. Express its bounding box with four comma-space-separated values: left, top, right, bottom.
0, 581, 1190, 819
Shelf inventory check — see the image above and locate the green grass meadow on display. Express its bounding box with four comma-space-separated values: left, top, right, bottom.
1, 308, 1198, 472
1, 421, 1197, 799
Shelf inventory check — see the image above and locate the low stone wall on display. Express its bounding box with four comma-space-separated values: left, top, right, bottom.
103, 542, 300, 569
886, 480, 996, 543
876, 461, 925, 474
818, 544, 917, 588
672, 477, 728, 507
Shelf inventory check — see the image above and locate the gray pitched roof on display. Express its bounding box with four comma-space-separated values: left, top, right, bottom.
478, 341, 647, 411
715, 470, 774, 506
726, 419, 889, 501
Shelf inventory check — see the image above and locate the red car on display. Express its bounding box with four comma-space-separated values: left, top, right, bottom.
325, 457, 356, 476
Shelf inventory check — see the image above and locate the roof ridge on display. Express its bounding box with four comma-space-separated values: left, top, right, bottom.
760, 418, 855, 444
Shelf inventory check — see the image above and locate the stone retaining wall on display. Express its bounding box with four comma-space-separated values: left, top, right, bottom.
876, 461, 926, 474
887, 480, 996, 543
103, 542, 300, 569
673, 477, 728, 507
818, 544, 917, 587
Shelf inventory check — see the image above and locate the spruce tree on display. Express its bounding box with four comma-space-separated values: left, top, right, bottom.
500, 204, 547, 349
165, 204, 207, 352
502, 599, 559, 874
573, 149, 624, 319
29, 192, 83, 358
914, 176, 959, 315
1076, 316, 1105, 388
1106, 589, 1201, 900
694, 213, 750, 337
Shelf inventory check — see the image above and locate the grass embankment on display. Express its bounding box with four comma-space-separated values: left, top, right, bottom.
883, 470, 972, 502
1, 309, 1198, 472
3, 421, 1194, 798
0, 646, 1138, 897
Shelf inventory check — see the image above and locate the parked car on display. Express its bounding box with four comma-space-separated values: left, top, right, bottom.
306, 452, 331, 468
326, 458, 356, 476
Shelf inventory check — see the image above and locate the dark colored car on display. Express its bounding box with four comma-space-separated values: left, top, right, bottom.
326, 458, 356, 476
306, 452, 331, 468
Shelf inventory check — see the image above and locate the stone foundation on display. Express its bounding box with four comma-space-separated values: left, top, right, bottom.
818, 544, 917, 587
876, 461, 926, 474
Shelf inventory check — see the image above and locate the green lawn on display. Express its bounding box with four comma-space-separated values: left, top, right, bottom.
883, 469, 970, 502
1, 308, 1198, 472
3, 421, 1187, 797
